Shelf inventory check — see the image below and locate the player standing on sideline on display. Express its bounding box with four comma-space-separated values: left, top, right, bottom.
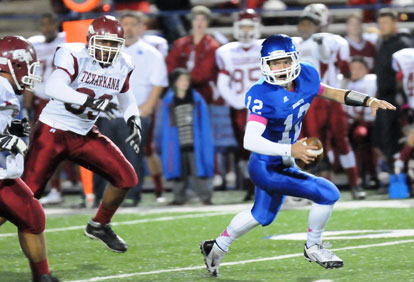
392, 48, 414, 175
216, 9, 262, 201
296, 3, 366, 199
0, 36, 59, 282
200, 34, 396, 276
22, 15, 142, 253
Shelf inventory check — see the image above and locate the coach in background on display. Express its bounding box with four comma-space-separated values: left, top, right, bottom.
374, 8, 411, 173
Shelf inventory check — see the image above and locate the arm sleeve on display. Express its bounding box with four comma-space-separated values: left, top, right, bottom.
243, 120, 291, 157
44, 69, 88, 105
118, 89, 140, 122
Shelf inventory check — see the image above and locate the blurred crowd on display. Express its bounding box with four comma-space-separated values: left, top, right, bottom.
18, 2, 414, 208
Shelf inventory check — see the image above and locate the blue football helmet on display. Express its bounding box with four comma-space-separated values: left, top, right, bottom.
260, 34, 301, 86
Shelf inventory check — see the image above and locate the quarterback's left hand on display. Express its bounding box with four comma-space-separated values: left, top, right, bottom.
8, 118, 30, 137
126, 115, 142, 154
368, 98, 396, 117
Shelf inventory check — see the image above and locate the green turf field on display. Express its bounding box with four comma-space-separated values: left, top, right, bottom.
1, 198, 413, 282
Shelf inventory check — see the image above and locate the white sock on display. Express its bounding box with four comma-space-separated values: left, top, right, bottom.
215, 210, 259, 252
306, 203, 334, 248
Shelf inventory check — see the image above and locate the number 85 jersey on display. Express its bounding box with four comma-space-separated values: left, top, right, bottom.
245, 62, 321, 164
39, 43, 134, 135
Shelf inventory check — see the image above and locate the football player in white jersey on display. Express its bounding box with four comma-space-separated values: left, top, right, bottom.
22, 16, 142, 253
216, 9, 262, 200
28, 13, 68, 206
297, 3, 365, 199
120, 11, 168, 204
296, 3, 350, 87
341, 56, 379, 189
392, 48, 414, 175
0, 35, 59, 282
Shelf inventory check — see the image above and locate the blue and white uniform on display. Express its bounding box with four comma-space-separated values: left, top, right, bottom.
245, 62, 340, 226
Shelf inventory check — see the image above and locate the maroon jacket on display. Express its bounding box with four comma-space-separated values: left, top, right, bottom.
166, 34, 220, 104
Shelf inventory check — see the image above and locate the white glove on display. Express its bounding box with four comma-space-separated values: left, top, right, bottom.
0, 134, 28, 156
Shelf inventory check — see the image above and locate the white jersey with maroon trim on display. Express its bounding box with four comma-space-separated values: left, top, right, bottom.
29, 32, 66, 100
0, 77, 20, 132
341, 74, 377, 122
393, 48, 414, 109
294, 36, 325, 74
216, 40, 262, 109
142, 34, 168, 58
322, 33, 350, 88
39, 43, 134, 135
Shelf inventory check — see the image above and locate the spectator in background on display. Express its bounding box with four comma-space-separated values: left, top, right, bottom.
120, 11, 168, 204
340, 56, 379, 190
215, 9, 262, 200
166, 5, 220, 105
161, 68, 214, 205
374, 8, 411, 173
27, 13, 81, 206
153, 0, 191, 44
345, 13, 376, 73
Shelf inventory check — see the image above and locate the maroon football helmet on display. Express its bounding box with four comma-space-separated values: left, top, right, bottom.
0, 36, 41, 92
87, 15, 125, 65
233, 9, 261, 44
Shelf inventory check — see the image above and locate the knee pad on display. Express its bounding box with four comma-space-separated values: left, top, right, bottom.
314, 177, 340, 205
20, 198, 45, 234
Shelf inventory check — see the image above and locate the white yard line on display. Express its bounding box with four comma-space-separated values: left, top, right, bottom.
66, 239, 414, 282
0, 212, 233, 238
43, 199, 414, 216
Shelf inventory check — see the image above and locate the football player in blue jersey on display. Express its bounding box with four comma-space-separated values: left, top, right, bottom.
200, 34, 395, 276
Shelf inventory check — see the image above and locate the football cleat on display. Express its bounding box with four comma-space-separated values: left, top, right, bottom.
84, 220, 128, 253
39, 189, 63, 205
199, 240, 226, 276
351, 186, 366, 200
304, 242, 344, 269
37, 274, 60, 282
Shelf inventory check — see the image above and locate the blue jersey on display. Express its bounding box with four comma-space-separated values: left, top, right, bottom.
245, 62, 321, 164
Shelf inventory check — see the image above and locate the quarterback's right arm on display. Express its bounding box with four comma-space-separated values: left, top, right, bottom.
243, 116, 317, 163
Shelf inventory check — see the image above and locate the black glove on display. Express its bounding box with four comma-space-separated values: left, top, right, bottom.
125, 115, 142, 154
83, 97, 118, 119
8, 118, 30, 137
0, 134, 28, 155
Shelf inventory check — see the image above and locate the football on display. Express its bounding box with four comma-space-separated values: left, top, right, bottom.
295, 137, 324, 170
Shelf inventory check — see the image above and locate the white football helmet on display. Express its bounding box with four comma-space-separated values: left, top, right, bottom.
300, 3, 330, 27
233, 9, 261, 44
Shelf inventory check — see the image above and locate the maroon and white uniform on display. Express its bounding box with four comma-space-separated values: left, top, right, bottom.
340, 73, 378, 180
393, 48, 414, 109
322, 34, 350, 88
346, 35, 376, 73
0, 76, 45, 234
29, 32, 66, 120
216, 40, 262, 160
294, 35, 330, 74
23, 43, 139, 198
